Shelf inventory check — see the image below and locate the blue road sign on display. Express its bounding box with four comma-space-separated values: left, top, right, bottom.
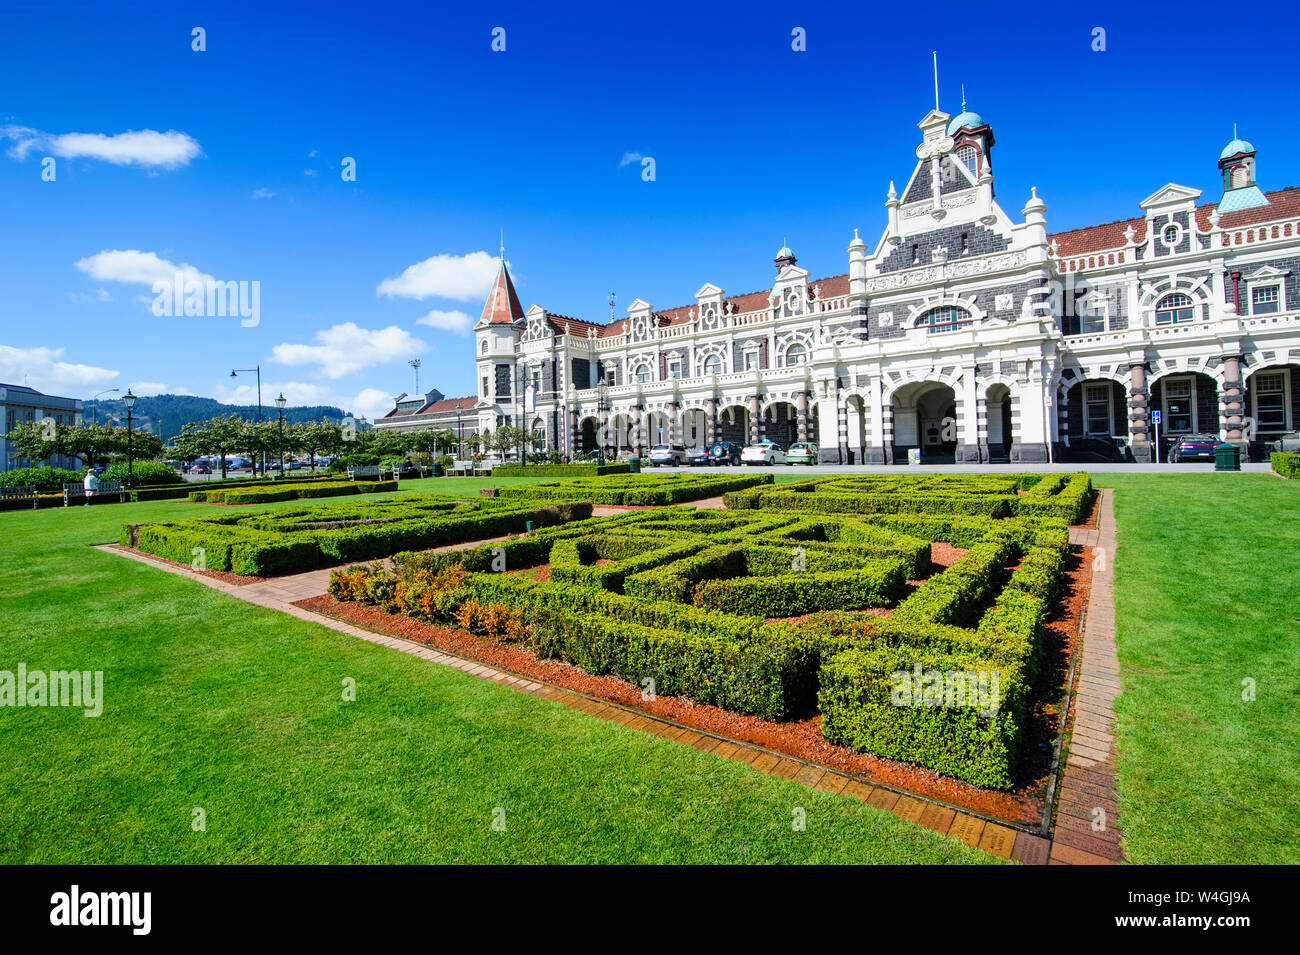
1151, 410, 1162, 424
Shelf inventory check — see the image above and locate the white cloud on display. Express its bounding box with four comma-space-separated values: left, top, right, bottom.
350, 388, 394, 420
130, 381, 192, 396
308, 149, 318, 158
415, 308, 473, 335
303, 169, 318, 177
377, 251, 501, 302
75, 249, 215, 289
269, 322, 427, 379
619, 151, 643, 167
2, 125, 201, 168
252, 187, 275, 199
0, 345, 118, 395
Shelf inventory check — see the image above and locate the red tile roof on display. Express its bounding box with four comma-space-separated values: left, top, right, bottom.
480, 261, 525, 325
1049, 186, 1300, 257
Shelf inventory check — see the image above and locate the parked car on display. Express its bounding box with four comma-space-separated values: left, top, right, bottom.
1169, 433, 1220, 463
708, 441, 742, 465
648, 444, 686, 466
742, 442, 787, 465
187, 464, 212, 474
786, 442, 819, 465
287, 461, 304, 470
686, 447, 711, 467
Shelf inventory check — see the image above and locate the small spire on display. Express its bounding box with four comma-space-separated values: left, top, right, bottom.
499, 228, 505, 260
1234, 122, 1238, 139
961, 84, 967, 111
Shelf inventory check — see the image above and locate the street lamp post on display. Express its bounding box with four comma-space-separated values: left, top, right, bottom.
275, 393, 287, 477
91, 388, 120, 426
456, 408, 464, 460
123, 389, 137, 489
230, 367, 262, 475
596, 378, 609, 466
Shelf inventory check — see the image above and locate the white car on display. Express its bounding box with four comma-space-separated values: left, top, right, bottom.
648, 444, 687, 466
741, 442, 786, 465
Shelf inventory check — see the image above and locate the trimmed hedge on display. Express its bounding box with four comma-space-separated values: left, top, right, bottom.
125, 496, 592, 576
207, 480, 397, 505
498, 473, 773, 506
491, 463, 631, 477
1271, 452, 1300, 478
693, 559, 908, 616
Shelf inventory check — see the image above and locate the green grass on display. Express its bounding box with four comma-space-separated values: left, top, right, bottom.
0, 482, 990, 863
1088, 473, 1300, 864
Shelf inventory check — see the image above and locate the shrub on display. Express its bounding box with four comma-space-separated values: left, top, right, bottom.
491, 463, 631, 477
1271, 451, 1300, 479
102, 460, 182, 487
0, 467, 85, 492
692, 560, 909, 617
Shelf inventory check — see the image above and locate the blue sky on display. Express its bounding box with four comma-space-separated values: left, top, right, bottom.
2, 0, 1297, 418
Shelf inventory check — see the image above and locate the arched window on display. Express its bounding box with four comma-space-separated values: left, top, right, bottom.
955, 143, 978, 177
1232, 165, 1249, 189
702, 355, 723, 375
633, 363, 653, 383
1155, 292, 1195, 325
480, 340, 488, 355
915, 305, 973, 334
784, 343, 807, 366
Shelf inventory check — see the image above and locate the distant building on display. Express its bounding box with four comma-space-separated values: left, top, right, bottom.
375, 388, 479, 451
0, 383, 84, 471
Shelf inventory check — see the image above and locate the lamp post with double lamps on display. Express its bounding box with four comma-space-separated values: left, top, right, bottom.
275, 393, 287, 476
91, 388, 119, 426
595, 378, 609, 465
230, 367, 262, 475
123, 389, 136, 489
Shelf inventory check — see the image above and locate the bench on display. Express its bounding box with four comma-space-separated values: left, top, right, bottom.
0, 486, 38, 509
449, 459, 489, 477
63, 481, 126, 506
346, 466, 383, 481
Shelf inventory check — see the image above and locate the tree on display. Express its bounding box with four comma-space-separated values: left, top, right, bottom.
175, 415, 245, 478
291, 422, 341, 470
490, 425, 525, 459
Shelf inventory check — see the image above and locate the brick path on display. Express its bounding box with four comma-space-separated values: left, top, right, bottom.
97, 488, 1124, 865
1054, 489, 1124, 864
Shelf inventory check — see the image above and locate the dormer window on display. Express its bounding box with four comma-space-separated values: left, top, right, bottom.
1155, 292, 1195, 325
955, 143, 978, 177
915, 305, 972, 334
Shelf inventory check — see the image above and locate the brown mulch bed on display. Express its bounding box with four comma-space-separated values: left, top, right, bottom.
296, 525, 1093, 827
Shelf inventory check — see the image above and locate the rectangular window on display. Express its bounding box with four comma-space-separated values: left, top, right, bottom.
1163, 377, 1195, 433
1084, 383, 1112, 436
481, 376, 489, 396
1254, 372, 1288, 430
743, 350, 758, 371
1252, 285, 1280, 314
668, 361, 681, 379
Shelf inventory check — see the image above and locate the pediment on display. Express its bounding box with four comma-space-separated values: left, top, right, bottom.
626, 297, 653, 313
1140, 183, 1203, 211
773, 264, 809, 283
695, 283, 724, 298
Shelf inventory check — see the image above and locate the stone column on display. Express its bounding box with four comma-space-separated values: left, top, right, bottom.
633, 406, 644, 457
600, 406, 610, 459
955, 367, 982, 463
796, 391, 809, 443
1128, 361, 1152, 462
668, 404, 677, 445
1222, 355, 1245, 445
706, 397, 717, 445
568, 408, 578, 457
749, 395, 761, 445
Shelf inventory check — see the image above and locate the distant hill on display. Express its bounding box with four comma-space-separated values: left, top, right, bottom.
90, 394, 350, 441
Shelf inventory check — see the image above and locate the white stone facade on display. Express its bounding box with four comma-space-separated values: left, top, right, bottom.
474, 106, 1300, 464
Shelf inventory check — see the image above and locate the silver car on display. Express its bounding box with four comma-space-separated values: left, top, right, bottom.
648, 444, 687, 466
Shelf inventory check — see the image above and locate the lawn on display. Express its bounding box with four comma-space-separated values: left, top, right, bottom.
1091, 473, 1300, 864
0, 480, 990, 864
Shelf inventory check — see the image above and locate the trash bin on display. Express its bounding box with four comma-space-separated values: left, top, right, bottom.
1214, 443, 1241, 472
629, 457, 641, 473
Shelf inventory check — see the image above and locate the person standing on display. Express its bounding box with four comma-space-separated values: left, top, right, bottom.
83, 468, 100, 506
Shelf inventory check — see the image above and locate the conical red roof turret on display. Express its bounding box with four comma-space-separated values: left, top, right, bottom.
480, 259, 525, 325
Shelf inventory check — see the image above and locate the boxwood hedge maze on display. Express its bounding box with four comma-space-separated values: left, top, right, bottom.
314, 473, 1093, 790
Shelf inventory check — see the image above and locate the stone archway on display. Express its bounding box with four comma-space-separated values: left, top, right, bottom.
1149, 371, 1219, 460
763, 401, 799, 447
578, 417, 598, 455
985, 383, 1015, 462
845, 395, 867, 463
680, 408, 708, 448
1061, 379, 1124, 461
718, 404, 749, 445
891, 381, 958, 463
